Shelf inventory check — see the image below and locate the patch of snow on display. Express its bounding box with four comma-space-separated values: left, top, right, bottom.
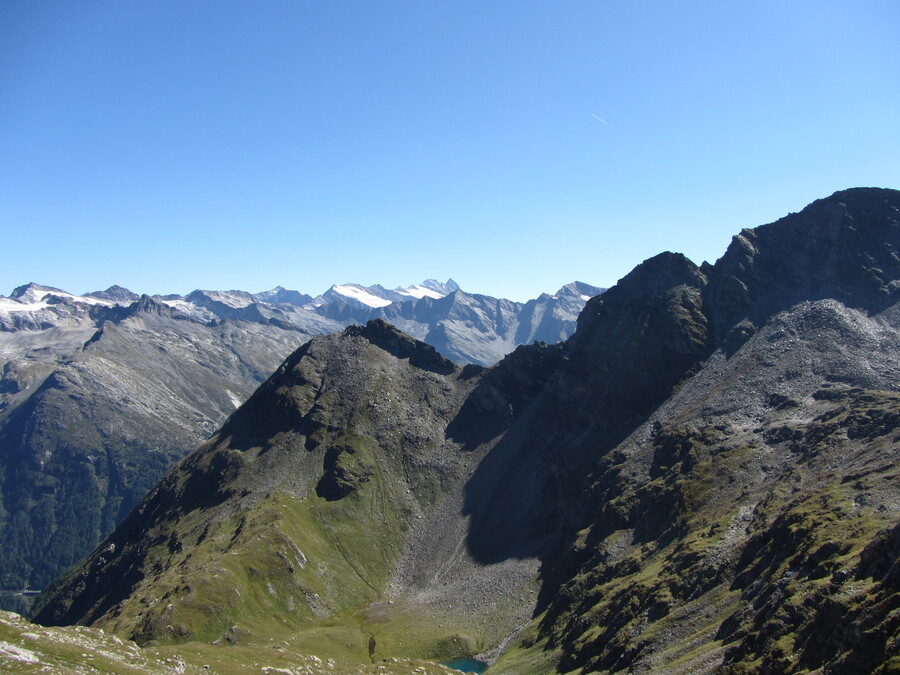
158, 298, 189, 310
225, 390, 243, 409
0, 640, 39, 663
0, 298, 49, 313
332, 285, 393, 308
31, 289, 114, 306
1, 288, 118, 311
197, 291, 254, 309
157, 299, 215, 321
68, 293, 116, 306
396, 284, 447, 300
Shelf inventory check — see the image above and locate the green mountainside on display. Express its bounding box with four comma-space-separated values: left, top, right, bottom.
24, 188, 900, 673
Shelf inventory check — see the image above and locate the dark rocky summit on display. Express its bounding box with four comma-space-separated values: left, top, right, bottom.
84, 285, 142, 303
30, 188, 900, 673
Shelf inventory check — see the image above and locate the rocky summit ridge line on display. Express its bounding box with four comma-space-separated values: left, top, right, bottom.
0, 279, 600, 611
21, 187, 900, 674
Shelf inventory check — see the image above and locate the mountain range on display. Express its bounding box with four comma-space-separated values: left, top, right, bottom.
19, 187, 900, 673
0, 278, 601, 608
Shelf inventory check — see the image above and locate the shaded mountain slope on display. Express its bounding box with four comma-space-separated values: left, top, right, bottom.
32, 188, 900, 673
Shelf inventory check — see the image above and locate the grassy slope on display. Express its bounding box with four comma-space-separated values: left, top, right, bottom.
0, 609, 459, 674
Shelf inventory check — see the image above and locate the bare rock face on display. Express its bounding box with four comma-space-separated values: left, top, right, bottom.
83, 285, 142, 303
705, 187, 900, 347
31, 188, 900, 673
569, 251, 711, 429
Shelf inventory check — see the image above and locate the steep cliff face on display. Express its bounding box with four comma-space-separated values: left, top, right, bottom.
705, 187, 900, 344
33, 188, 900, 673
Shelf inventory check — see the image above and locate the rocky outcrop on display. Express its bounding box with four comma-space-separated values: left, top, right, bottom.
704, 186, 900, 348
83, 285, 141, 303
522, 189, 900, 673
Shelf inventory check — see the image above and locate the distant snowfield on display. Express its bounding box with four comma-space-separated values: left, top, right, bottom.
0, 279, 602, 369
54, 292, 113, 306
0, 298, 49, 313
198, 291, 254, 309
397, 284, 445, 300
226, 390, 243, 409
332, 284, 393, 308
20, 288, 113, 307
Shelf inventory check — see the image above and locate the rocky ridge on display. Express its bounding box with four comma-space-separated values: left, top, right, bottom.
27, 188, 900, 672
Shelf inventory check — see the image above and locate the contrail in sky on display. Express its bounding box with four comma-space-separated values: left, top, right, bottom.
592, 113, 614, 129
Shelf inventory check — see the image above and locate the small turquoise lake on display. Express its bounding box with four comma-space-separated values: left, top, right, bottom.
443, 658, 488, 673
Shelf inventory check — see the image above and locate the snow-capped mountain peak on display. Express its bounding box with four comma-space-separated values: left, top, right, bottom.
554, 281, 604, 301
329, 284, 394, 308
185, 289, 256, 310
10, 282, 72, 304
253, 287, 313, 306
394, 278, 460, 300
321, 279, 461, 308
2, 278, 599, 366
6, 283, 120, 307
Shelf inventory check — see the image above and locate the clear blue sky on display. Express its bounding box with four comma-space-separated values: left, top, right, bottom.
2, 1, 898, 301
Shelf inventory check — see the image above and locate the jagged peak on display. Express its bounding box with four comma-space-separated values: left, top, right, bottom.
705, 186, 900, 337
87, 295, 179, 327
554, 281, 604, 299
134, 294, 168, 312
84, 285, 140, 303
602, 252, 704, 301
